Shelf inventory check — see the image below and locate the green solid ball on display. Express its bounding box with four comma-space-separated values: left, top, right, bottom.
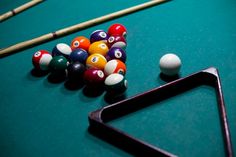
49, 56, 69, 72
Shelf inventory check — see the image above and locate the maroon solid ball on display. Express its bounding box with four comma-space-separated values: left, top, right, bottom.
83, 68, 105, 86
107, 35, 127, 50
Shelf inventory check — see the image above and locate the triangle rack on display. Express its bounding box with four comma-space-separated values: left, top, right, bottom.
88, 67, 234, 157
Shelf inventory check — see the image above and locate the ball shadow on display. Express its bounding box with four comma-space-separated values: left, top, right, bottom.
104, 92, 127, 104
30, 68, 49, 77
64, 79, 85, 91
47, 71, 67, 84
159, 73, 180, 82
83, 85, 105, 97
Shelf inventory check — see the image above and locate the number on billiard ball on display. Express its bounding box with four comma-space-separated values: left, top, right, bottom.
104, 59, 126, 76
32, 50, 52, 70
83, 68, 105, 86
108, 23, 127, 38
90, 30, 109, 43
49, 56, 69, 72
107, 35, 126, 50
86, 53, 107, 70
106, 47, 126, 63
71, 36, 90, 51
88, 41, 109, 56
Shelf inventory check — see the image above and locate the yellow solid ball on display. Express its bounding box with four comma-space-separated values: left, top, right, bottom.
86, 53, 107, 70
88, 41, 109, 56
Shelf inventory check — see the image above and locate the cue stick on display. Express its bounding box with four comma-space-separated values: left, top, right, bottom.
0, 0, 44, 22
0, 0, 169, 58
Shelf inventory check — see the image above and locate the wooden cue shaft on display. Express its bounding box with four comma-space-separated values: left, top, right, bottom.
0, 0, 44, 22
0, 0, 169, 58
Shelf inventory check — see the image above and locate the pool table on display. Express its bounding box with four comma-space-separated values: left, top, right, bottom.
0, 0, 235, 157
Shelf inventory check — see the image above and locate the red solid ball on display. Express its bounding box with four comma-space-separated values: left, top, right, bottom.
108, 23, 127, 38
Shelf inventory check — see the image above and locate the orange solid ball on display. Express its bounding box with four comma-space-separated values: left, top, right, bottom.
71, 36, 90, 51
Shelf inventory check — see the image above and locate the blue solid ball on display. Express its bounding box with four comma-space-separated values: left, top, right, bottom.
69, 48, 88, 64
106, 47, 126, 63
90, 30, 109, 43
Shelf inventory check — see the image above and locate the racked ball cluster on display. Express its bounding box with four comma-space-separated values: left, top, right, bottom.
32, 23, 128, 94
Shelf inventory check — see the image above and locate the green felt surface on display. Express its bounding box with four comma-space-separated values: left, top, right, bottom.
0, 0, 236, 157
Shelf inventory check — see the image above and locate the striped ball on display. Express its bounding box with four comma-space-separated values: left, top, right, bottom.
104, 59, 126, 76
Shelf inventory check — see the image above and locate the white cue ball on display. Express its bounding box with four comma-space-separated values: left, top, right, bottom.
159, 53, 181, 76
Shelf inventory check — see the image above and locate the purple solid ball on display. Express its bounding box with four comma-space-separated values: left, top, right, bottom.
90, 30, 109, 43
106, 47, 126, 63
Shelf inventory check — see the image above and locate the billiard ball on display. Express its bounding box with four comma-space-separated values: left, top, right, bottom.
90, 30, 109, 43
86, 53, 107, 70
52, 43, 72, 58
159, 53, 181, 76
108, 23, 127, 38
88, 41, 109, 56
107, 35, 126, 50
49, 56, 69, 72
69, 48, 88, 64
104, 73, 127, 94
71, 36, 90, 51
106, 47, 126, 63
32, 50, 52, 70
104, 59, 126, 76
67, 62, 86, 80
83, 68, 105, 86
